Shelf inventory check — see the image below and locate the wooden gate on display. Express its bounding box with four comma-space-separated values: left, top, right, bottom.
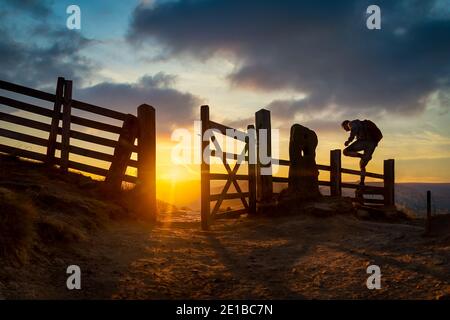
200, 105, 256, 230
0, 77, 156, 220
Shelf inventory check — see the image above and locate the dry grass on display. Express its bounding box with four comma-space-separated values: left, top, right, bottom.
0, 187, 36, 264
0, 155, 146, 266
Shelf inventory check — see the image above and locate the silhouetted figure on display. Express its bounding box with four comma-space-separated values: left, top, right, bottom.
288, 124, 320, 197
341, 119, 383, 185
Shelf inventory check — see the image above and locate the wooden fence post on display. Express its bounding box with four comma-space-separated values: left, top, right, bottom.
137, 104, 156, 221
255, 109, 273, 205
384, 159, 395, 206
330, 149, 342, 196
60, 80, 72, 172
46, 77, 65, 165
106, 114, 138, 191
201, 105, 210, 230
247, 124, 257, 214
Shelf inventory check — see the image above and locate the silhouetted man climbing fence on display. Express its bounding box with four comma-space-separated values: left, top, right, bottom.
341, 119, 383, 185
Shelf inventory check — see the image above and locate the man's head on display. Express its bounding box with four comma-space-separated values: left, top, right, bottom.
341, 120, 351, 132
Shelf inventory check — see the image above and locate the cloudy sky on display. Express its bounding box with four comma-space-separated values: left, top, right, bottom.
1, 0, 449, 184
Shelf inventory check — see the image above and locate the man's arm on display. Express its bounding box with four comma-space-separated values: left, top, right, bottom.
344, 121, 358, 146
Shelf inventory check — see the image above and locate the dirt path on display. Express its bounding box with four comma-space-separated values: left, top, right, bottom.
3, 212, 449, 299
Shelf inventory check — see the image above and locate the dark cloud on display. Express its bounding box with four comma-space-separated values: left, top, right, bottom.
75, 74, 203, 136
1, 0, 52, 18
0, 0, 96, 89
128, 0, 450, 116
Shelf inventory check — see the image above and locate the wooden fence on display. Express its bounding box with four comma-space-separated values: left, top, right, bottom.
201, 106, 395, 229
270, 151, 394, 206
0, 78, 156, 220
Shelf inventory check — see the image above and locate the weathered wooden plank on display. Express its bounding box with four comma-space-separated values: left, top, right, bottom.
210, 173, 249, 180
70, 115, 122, 134
0, 144, 47, 162
0, 116, 134, 155
46, 77, 65, 165
341, 182, 385, 192
341, 167, 384, 179
0, 128, 48, 147
62, 160, 136, 183
68, 129, 116, 148
0, 111, 51, 132
210, 150, 250, 162
0, 80, 56, 102
0, 96, 54, 117
210, 192, 250, 201
71, 99, 128, 121
208, 120, 247, 141
106, 114, 138, 191
67, 145, 114, 163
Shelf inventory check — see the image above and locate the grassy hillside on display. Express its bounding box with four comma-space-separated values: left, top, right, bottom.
0, 155, 173, 266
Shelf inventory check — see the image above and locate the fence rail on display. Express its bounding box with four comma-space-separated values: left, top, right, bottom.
0, 77, 156, 219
